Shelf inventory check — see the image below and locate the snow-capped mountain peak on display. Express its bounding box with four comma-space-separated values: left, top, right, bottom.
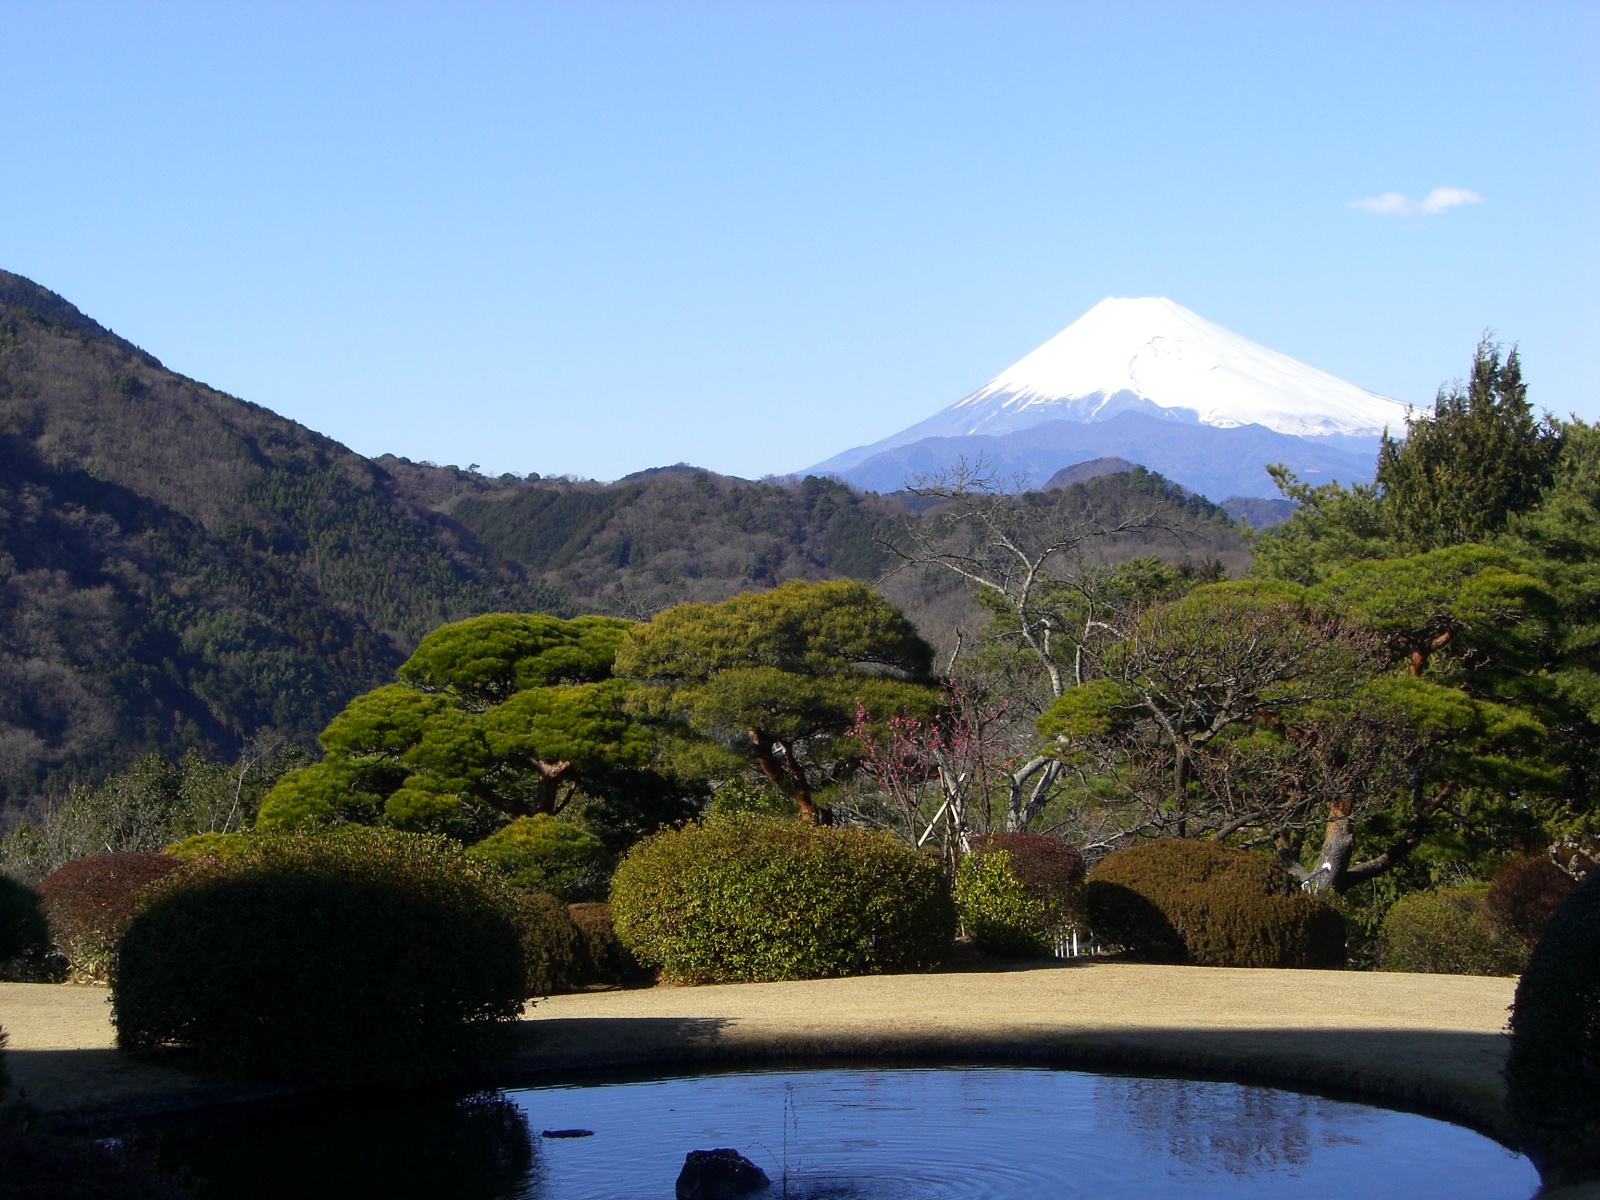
943, 296, 1407, 440
802, 297, 1408, 495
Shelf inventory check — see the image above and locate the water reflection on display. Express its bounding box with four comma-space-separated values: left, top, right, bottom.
142, 1090, 537, 1200
136, 1066, 1536, 1200
1093, 1075, 1373, 1177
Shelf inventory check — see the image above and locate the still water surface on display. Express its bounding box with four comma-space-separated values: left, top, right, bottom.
145, 1066, 1538, 1199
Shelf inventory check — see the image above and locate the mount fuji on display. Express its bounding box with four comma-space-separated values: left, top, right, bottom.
806, 298, 1410, 500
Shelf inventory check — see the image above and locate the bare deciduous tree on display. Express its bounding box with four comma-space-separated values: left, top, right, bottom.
881, 458, 1173, 831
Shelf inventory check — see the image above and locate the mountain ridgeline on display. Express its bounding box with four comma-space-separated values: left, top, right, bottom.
0, 271, 1250, 807
0, 270, 555, 803
436, 461, 1251, 638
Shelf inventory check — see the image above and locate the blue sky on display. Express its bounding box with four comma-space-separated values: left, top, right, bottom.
2, 3, 1594, 481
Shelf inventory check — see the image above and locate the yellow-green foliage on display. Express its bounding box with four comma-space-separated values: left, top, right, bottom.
610, 816, 955, 983
397, 612, 630, 701
615, 581, 936, 816
467, 815, 609, 901
167, 832, 253, 862
1378, 885, 1523, 976
256, 612, 654, 834
957, 852, 1045, 955
113, 828, 529, 1086
706, 776, 799, 820
1086, 839, 1345, 969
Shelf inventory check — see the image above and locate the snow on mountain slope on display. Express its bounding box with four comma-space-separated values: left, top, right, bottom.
807, 298, 1407, 477
947, 296, 1406, 437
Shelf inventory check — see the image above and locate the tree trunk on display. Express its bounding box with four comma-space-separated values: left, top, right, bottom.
1003, 756, 1055, 832
1302, 796, 1355, 894
1173, 746, 1191, 838
750, 728, 829, 824
938, 766, 974, 855
1302, 780, 1458, 893
533, 760, 572, 815
796, 795, 833, 824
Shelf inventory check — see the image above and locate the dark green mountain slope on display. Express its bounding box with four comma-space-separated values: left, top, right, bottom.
0, 271, 552, 802
413, 460, 1252, 627
442, 467, 893, 615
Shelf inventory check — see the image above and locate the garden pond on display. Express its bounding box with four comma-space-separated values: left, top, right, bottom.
133, 1065, 1539, 1199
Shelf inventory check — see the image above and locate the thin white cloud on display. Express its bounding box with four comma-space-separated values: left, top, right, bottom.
1349, 187, 1484, 217
1417, 187, 1484, 214
1350, 192, 1414, 215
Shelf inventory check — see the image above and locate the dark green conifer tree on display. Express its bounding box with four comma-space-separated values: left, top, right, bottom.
1376, 338, 1560, 551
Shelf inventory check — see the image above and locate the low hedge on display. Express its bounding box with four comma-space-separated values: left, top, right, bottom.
610, 816, 955, 983
1085, 839, 1345, 969
568, 901, 646, 986
1379, 885, 1524, 976
517, 889, 581, 995
957, 834, 1084, 957
1486, 856, 1575, 950
113, 829, 529, 1086
1507, 871, 1600, 1183
0, 876, 50, 966
38, 853, 182, 982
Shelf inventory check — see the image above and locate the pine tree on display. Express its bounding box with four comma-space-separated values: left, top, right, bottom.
1376, 338, 1560, 551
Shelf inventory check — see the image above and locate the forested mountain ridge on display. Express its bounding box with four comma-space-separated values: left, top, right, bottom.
441, 467, 897, 614
0, 270, 1251, 809
0, 271, 551, 802
385, 459, 1250, 628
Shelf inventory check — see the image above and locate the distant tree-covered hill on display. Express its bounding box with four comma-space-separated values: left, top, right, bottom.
0, 271, 555, 803
397, 458, 1253, 643
438, 465, 896, 615
0, 269, 1252, 809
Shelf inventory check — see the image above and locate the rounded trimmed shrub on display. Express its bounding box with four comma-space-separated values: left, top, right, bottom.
1486, 856, 1575, 949
1085, 839, 1345, 969
516, 889, 581, 996
1379, 885, 1523, 976
0, 876, 50, 965
1507, 871, 1600, 1183
466, 815, 609, 901
39, 853, 182, 981
567, 901, 645, 987
610, 816, 956, 983
113, 829, 529, 1086
957, 834, 1084, 957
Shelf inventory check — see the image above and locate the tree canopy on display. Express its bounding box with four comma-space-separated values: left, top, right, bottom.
1375, 339, 1560, 552
1217, 340, 1599, 902
258, 613, 672, 836
615, 580, 937, 822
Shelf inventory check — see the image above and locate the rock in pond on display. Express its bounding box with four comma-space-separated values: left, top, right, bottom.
676, 1148, 771, 1199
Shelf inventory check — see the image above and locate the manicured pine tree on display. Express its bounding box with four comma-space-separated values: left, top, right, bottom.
614, 580, 937, 823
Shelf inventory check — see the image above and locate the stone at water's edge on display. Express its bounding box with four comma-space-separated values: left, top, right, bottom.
676, 1148, 771, 1199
